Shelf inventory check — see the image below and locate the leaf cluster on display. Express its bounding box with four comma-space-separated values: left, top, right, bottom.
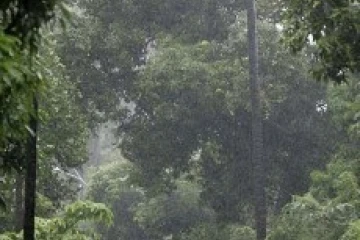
281, 0, 360, 82
268, 148, 360, 240
0, 200, 113, 240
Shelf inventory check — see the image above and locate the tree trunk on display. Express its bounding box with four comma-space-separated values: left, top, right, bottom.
246, 0, 267, 239
23, 97, 37, 240
14, 173, 24, 232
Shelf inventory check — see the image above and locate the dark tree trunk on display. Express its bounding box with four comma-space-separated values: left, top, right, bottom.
23, 97, 37, 240
246, 0, 267, 239
14, 173, 24, 232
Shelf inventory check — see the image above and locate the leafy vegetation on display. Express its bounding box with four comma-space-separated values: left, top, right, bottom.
282, 0, 360, 82
268, 148, 360, 240
0, 200, 113, 240
0, 0, 359, 240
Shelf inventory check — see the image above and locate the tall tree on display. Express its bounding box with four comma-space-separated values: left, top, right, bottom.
57, 0, 243, 126
0, 39, 89, 234
119, 19, 336, 229
246, 0, 266, 239
0, 1, 71, 239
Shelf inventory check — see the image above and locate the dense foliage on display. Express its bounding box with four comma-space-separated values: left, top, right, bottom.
0, 0, 359, 239
120, 16, 338, 222
282, 0, 360, 82
268, 148, 360, 240
0, 200, 113, 240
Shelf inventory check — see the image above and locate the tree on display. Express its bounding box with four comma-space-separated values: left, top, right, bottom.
86, 159, 148, 240
0, 55, 89, 236
36, 38, 89, 208
245, 0, 266, 239
85, 158, 216, 240
0, 0, 68, 149
120, 16, 337, 229
50, 1, 347, 238
327, 75, 360, 141
57, 0, 245, 126
268, 149, 360, 240
0, 32, 32, 211
133, 180, 215, 240
268, 76, 360, 240
282, 0, 360, 82
1, 2, 70, 239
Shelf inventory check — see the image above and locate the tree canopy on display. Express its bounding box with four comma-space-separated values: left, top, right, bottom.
1, 0, 359, 239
